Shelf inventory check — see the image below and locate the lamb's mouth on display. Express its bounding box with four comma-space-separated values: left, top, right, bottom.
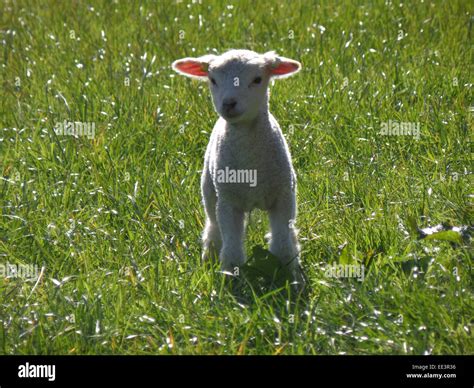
221, 111, 243, 121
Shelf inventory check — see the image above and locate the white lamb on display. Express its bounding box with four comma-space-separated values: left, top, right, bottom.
172, 49, 304, 285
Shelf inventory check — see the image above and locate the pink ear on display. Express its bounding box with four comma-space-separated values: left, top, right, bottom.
173, 60, 208, 77
270, 61, 300, 76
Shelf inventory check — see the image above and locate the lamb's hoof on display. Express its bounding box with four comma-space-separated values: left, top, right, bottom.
202, 244, 220, 263
290, 266, 307, 295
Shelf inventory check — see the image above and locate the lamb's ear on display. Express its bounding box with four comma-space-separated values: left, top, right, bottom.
171, 55, 216, 80
263, 51, 301, 79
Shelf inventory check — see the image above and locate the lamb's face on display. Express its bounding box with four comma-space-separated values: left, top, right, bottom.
172, 49, 301, 124
207, 58, 269, 123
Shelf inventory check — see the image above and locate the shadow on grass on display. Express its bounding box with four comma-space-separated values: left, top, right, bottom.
205, 245, 311, 313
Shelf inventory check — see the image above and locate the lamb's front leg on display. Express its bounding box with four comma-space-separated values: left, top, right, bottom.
216, 199, 246, 272
201, 169, 221, 261
268, 191, 304, 285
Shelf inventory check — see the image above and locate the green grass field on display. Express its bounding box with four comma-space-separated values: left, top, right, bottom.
0, 0, 472, 355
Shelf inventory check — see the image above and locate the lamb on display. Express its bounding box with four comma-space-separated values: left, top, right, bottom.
172, 49, 304, 286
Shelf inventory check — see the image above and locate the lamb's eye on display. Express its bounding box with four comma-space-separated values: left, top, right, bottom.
253, 76, 262, 84
210, 77, 217, 86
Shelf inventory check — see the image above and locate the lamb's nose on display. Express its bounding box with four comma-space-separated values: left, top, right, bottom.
222, 99, 237, 111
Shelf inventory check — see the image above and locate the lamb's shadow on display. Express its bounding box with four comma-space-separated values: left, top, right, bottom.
208, 245, 310, 312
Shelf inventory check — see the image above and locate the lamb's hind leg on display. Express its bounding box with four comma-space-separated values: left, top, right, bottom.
268, 191, 305, 286
201, 170, 221, 261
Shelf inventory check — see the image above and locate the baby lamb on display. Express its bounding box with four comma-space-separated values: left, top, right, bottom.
172, 49, 304, 285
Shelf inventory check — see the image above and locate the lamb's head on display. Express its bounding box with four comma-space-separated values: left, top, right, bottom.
172, 49, 301, 123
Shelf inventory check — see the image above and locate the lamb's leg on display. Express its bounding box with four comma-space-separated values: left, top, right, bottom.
201, 170, 221, 261
268, 192, 304, 285
216, 200, 246, 272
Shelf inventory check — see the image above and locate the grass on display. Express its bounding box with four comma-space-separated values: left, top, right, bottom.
0, 0, 472, 355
